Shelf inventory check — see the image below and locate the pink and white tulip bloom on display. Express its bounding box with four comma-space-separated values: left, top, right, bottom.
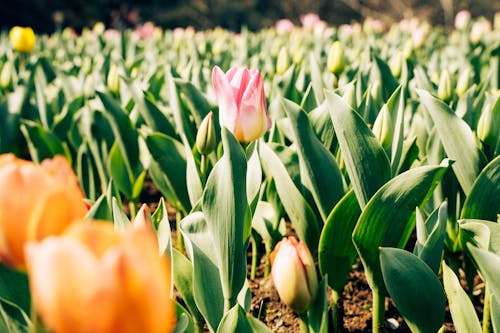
212, 66, 271, 143
270, 237, 318, 313
455, 10, 471, 30
275, 19, 295, 34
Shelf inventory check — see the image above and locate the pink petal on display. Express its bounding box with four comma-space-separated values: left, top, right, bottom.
212, 66, 238, 133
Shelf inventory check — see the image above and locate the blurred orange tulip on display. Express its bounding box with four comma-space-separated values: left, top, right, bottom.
25, 221, 176, 333
0, 154, 87, 270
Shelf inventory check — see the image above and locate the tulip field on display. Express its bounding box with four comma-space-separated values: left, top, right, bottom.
0, 12, 499, 333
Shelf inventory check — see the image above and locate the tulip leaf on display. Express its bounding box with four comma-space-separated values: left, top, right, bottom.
308, 277, 329, 333
309, 102, 335, 150
259, 142, 320, 252
152, 198, 173, 257
309, 53, 325, 107
202, 128, 249, 309
372, 55, 399, 101
386, 86, 405, 175
20, 121, 71, 164
184, 142, 203, 210
172, 248, 205, 327
325, 90, 391, 208
0, 300, 30, 333
111, 197, 130, 230
175, 79, 213, 128
180, 212, 224, 332
417, 89, 484, 195
380, 248, 445, 333
461, 155, 500, 221
466, 245, 500, 300
142, 92, 177, 137
442, 262, 482, 333
144, 132, 191, 213
492, 294, 500, 333
318, 189, 360, 293
353, 163, 448, 291
0, 265, 30, 318
217, 305, 272, 333
246, 142, 263, 207
282, 98, 344, 221
413, 201, 447, 274
459, 219, 500, 255
0, 99, 22, 155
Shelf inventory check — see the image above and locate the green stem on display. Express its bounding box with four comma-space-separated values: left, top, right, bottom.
483, 284, 492, 333
298, 312, 309, 333
200, 154, 207, 185
194, 322, 205, 333
330, 290, 341, 333
372, 288, 385, 333
128, 200, 137, 220
264, 241, 272, 278
250, 235, 258, 280
176, 211, 185, 253
224, 297, 236, 314
29, 300, 40, 333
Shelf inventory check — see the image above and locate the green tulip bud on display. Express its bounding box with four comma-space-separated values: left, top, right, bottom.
372, 104, 393, 150
389, 52, 403, 78
477, 99, 499, 146
196, 111, 216, 155
107, 64, 120, 96
437, 70, 453, 103
276, 47, 290, 75
455, 68, 472, 97
0, 61, 13, 90
327, 41, 345, 75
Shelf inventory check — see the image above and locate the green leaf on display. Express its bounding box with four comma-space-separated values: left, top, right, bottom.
467, 245, 500, 300
0, 265, 30, 316
372, 56, 399, 101
442, 262, 482, 333
111, 197, 130, 230
20, 121, 71, 164
353, 163, 448, 291
142, 92, 177, 137
380, 248, 445, 333
180, 212, 224, 332
246, 142, 262, 207
417, 89, 484, 195
325, 90, 391, 208
318, 189, 360, 292
282, 98, 344, 221
144, 132, 191, 213
491, 294, 500, 333
459, 219, 500, 255
308, 277, 329, 333
386, 86, 405, 175
216, 305, 272, 333
202, 128, 248, 308
259, 142, 319, 252
308, 53, 325, 107
154, 198, 173, 256
461, 155, 500, 221
0, 300, 30, 333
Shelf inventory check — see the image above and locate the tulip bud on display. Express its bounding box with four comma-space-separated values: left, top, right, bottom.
327, 41, 345, 75
25, 222, 177, 333
495, 12, 500, 31
455, 10, 471, 30
212, 66, 271, 143
196, 112, 216, 155
455, 68, 473, 97
389, 52, 403, 78
276, 47, 290, 75
93, 22, 106, 35
271, 237, 318, 313
372, 105, 393, 150
107, 64, 120, 96
0, 154, 87, 270
133, 204, 153, 229
9, 27, 36, 53
477, 100, 499, 146
437, 70, 453, 103
0, 61, 13, 90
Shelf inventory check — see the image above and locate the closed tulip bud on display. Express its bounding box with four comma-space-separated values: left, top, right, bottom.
389, 52, 403, 78
477, 101, 499, 146
327, 41, 345, 75
0, 61, 13, 90
93, 22, 105, 35
9, 27, 36, 53
437, 70, 453, 103
455, 68, 473, 97
271, 237, 318, 313
133, 204, 153, 229
0, 155, 87, 270
212, 66, 271, 143
455, 10, 471, 30
276, 47, 290, 75
25, 221, 176, 333
196, 111, 216, 155
372, 105, 393, 150
107, 64, 120, 96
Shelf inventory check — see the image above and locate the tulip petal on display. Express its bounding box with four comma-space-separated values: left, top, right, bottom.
228, 68, 251, 108
212, 66, 238, 133
239, 71, 270, 142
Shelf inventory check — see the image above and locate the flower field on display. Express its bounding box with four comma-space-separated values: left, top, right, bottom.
0, 12, 499, 333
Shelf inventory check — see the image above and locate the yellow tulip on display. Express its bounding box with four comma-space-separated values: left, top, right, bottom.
9, 26, 36, 53
25, 221, 176, 333
0, 154, 87, 270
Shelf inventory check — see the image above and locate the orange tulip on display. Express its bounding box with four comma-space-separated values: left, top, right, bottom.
0, 154, 87, 269
25, 221, 176, 333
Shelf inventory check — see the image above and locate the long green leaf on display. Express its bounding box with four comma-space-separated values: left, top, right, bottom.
326, 90, 391, 208
380, 248, 445, 333
467, 245, 500, 300
417, 89, 484, 195
216, 305, 272, 333
353, 163, 448, 291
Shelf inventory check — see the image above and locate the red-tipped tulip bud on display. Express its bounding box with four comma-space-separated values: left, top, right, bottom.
196, 112, 216, 155
212, 66, 271, 143
270, 237, 318, 313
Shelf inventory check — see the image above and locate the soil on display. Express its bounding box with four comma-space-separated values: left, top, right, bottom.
137, 177, 484, 333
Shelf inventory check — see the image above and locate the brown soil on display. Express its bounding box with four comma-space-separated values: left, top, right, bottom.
137, 177, 483, 333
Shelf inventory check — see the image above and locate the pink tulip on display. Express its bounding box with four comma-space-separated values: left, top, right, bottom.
300, 13, 321, 31
455, 10, 471, 30
270, 237, 318, 313
275, 19, 295, 34
212, 66, 271, 143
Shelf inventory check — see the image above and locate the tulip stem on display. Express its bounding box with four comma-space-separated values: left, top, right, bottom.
194, 322, 205, 333
298, 313, 310, 333
128, 201, 137, 220
29, 300, 42, 333
372, 288, 385, 333
483, 284, 492, 333
176, 211, 185, 253
250, 235, 258, 280
330, 290, 341, 333
264, 241, 271, 277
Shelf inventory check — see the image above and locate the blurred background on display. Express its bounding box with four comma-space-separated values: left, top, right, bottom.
0, 0, 498, 33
